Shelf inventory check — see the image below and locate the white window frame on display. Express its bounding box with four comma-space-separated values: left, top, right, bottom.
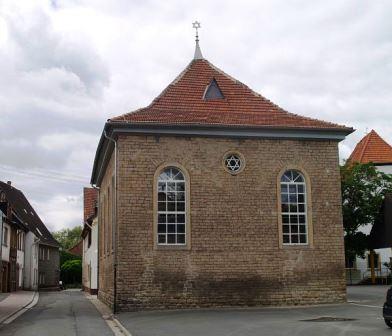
157, 167, 187, 246
280, 170, 308, 246
2, 226, 8, 246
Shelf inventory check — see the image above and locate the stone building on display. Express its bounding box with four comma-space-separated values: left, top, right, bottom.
90, 41, 353, 311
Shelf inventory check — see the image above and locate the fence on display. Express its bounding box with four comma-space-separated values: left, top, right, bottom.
346, 267, 392, 285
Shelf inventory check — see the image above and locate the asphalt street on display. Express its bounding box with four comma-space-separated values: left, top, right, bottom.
116, 286, 391, 336
0, 286, 390, 336
0, 290, 114, 336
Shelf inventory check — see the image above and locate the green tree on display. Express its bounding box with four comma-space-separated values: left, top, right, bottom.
60, 250, 81, 266
341, 162, 392, 264
61, 259, 82, 285
52, 226, 83, 250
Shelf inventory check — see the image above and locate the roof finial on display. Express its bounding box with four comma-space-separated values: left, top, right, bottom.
192, 20, 203, 60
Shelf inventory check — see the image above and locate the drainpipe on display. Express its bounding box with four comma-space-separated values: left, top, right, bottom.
103, 130, 118, 314
91, 185, 100, 297
84, 222, 93, 230
0, 213, 3, 278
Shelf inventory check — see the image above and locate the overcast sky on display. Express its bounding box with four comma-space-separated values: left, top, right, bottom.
0, 0, 391, 231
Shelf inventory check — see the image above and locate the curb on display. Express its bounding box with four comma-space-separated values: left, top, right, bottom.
0, 291, 39, 324
85, 293, 132, 336
112, 316, 132, 336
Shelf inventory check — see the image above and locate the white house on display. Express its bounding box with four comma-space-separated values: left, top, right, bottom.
348, 130, 392, 283
0, 181, 60, 292
23, 231, 39, 290
16, 229, 25, 289
1, 215, 10, 292
81, 187, 98, 294
82, 216, 98, 294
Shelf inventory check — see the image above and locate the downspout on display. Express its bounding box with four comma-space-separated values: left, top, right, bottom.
91, 185, 100, 297
85, 222, 93, 230
103, 130, 118, 314
0, 213, 3, 274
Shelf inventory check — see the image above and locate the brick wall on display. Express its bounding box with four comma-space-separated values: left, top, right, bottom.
101, 135, 346, 310
84, 187, 98, 222
97, 153, 115, 308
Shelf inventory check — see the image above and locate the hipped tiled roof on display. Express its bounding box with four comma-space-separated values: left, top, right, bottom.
348, 130, 392, 164
111, 59, 352, 132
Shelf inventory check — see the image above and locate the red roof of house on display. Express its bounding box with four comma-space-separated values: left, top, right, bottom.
83, 187, 98, 222
348, 130, 392, 164
68, 240, 83, 257
111, 59, 351, 131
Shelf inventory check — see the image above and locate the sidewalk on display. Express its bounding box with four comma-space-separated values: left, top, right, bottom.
0, 293, 10, 302
0, 291, 36, 323
85, 293, 131, 336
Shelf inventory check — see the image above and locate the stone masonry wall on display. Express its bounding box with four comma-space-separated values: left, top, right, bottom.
38, 245, 59, 288
113, 135, 346, 311
97, 153, 115, 308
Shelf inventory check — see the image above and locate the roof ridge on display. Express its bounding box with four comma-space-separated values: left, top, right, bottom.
204, 59, 348, 129
371, 129, 392, 149
358, 131, 372, 163
348, 129, 392, 164
112, 59, 196, 122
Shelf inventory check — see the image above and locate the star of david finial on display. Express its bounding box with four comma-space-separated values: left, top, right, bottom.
192, 21, 203, 60
192, 21, 201, 41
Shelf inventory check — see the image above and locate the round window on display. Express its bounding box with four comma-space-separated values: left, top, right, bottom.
223, 153, 244, 174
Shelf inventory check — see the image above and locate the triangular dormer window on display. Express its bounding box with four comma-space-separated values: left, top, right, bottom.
203, 79, 224, 100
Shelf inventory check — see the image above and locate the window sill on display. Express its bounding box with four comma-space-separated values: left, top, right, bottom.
280, 244, 313, 250
155, 244, 190, 251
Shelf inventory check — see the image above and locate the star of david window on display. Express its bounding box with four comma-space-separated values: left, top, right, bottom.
223, 153, 244, 174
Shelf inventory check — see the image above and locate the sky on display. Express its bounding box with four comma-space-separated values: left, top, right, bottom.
0, 0, 391, 232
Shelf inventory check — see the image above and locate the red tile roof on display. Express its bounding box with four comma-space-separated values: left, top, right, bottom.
348, 130, 392, 164
84, 187, 98, 222
111, 59, 351, 131
68, 240, 83, 257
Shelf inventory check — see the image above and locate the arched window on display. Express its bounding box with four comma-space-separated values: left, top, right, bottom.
157, 167, 186, 245
280, 170, 308, 245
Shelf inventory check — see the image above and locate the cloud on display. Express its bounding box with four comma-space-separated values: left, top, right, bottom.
0, 0, 391, 230
30, 193, 83, 232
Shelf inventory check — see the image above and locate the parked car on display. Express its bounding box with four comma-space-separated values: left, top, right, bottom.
383, 287, 392, 327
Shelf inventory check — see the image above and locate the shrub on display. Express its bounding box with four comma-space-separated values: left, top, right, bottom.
60, 250, 81, 266
61, 259, 82, 286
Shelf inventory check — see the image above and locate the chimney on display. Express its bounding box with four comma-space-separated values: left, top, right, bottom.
7, 181, 11, 186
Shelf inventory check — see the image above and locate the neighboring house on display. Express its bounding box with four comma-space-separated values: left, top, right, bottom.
347, 130, 392, 282
0, 181, 60, 291
1, 207, 11, 292
24, 230, 39, 290
0, 184, 27, 292
68, 240, 83, 257
90, 40, 353, 311
81, 187, 98, 294
0, 210, 3, 290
